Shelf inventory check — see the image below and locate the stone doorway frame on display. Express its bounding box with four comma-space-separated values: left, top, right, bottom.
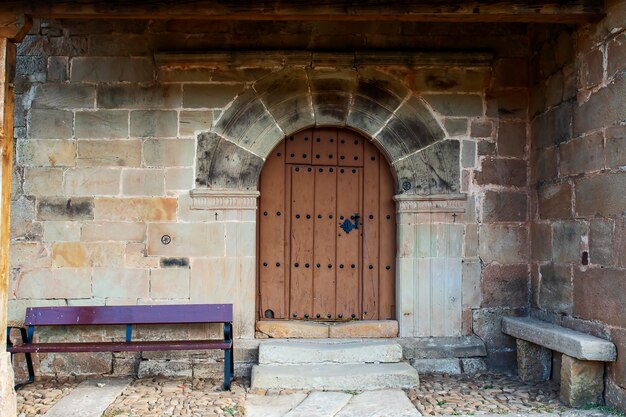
183, 52, 480, 338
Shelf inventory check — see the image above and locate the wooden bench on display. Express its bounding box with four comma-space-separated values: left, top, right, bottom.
6, 304, 234, 390
502, 316, 616, 407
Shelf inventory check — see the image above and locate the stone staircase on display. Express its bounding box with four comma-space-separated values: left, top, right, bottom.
251, 339, 420, 390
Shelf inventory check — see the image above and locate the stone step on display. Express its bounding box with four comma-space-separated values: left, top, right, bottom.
251, 362, 420, 390
258, 339, 403, 365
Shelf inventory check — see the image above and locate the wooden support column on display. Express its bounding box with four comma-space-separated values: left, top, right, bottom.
0, 36, 17, 417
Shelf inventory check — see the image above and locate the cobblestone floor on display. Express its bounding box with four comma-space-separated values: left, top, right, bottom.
15, 373, 624, 417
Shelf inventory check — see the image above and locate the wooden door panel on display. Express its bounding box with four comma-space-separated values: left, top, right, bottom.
362, 140, 380, 320
286, 129, 313, 165
379, 154, 396, 320
338, 130, 365, 167
312, 128, 338, 166
258, 142, 286, 319
313, 166, 337, 319
336, 166, 361, 319
289, 165, 315, 318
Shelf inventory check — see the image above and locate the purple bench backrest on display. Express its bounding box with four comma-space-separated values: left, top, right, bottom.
24, 304, 233, 326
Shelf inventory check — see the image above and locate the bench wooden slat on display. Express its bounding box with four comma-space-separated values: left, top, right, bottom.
24, 304, 233, 326
8, 340, 232, 354
502, 317, 616, 361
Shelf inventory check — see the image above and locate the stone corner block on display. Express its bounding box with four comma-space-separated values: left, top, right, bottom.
560, 354, 604, 407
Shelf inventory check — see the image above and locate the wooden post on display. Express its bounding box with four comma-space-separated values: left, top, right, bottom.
0, 35, 18, 417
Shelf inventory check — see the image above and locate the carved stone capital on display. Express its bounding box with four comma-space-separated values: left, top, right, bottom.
189, 189, 260, 210
394, 193, 467, 213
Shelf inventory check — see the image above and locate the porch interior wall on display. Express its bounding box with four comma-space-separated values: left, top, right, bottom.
7, 18, 533, 378
528, 0, 626, 409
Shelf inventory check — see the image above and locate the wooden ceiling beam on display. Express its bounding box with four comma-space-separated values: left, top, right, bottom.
3, 1, 605, 24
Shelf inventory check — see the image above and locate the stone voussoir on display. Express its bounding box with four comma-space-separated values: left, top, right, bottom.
502, 317, 617, 361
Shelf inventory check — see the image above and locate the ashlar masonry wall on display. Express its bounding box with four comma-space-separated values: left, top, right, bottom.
9, 19, 532, 377
529, 0, 626, 409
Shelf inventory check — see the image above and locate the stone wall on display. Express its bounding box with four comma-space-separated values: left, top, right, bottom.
529, 0, 626, 409
8, 18, 532, 377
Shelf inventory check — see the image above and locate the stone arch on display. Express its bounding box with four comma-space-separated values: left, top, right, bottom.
195, 67, 460, 195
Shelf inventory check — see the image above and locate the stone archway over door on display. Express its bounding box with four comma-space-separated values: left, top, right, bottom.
258, 128, 396, 322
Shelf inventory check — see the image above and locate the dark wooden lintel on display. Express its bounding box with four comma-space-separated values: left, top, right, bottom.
4, 1, 606, 24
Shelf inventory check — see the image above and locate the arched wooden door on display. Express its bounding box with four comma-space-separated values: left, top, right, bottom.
258, 128, 396, 321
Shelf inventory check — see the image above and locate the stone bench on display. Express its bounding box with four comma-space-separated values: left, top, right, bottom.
502, 317, 616, 407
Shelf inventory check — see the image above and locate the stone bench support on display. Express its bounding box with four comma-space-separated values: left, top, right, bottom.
502, 317, 616, 407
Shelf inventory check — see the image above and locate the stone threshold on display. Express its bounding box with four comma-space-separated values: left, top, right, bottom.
256, 319, 398, 339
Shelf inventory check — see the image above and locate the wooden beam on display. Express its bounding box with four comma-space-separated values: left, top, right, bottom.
5, 1, 605, 24
0, 38, 16, 348
0, 13, 32, 42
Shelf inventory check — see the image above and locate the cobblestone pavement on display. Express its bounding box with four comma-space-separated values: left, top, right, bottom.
15, 373, 625, 417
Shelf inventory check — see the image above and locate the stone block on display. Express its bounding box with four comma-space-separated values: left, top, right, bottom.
546, 71, 564, 108
81, 221, 146, 242
531, 147, 557, 184
77, 139, 142, 167
52, 242, 125, 267
147, 223, 224, 257
479, 224, 529, 263
256, 321, 329, 338
498, 121, 526, 157
97, 85, 181, 109
615, 217, 626, 268
71, 57, 153, 83
462, 261, 481, 309
538, 182, 573, 220
413, 68, 489, 92
560, 355, 604, 407
32, 83, 95, 109
559, 133, 604, 177
11, 196, 40, 239
473, 308, 525, 350
607, 33, 626, 79
411, 358, 461, 374
502, 317, 616, 361
28, 109, 73, 139
75, 110, 129, 138
121, 168, 165, 196
150, 268, 190, 299
475, 157, 526, 187
9, 242, 50, 268
481, 264, 529, 308
48, 56, 68, 82
23, 167, 64, 196
539, 264, 573, 314
179, 111, 212, 137
64, 167, 121, 196
531, 222, 552, 262
37, 197, 94, 221
552, 221, 584, 264
38, 352, 112, 378
259, 340, 402, 365
495, 90, 527, 119
17, 139, 76, 167
182, 84, 244, 108
124, 243, 159, 269
574, 73, 626, 137
165, 167, 194, 190
494, 58, 528, 88
444, 118, 468, 136
460, 358, 488, 374
582, 48, 604, 88
17, 268, 92, 299
574, 267, 626, 329
482, 190, 527, 222
138, 360, 193, 378
606, 125, 626, 169
329, 321, 398, 338
516, 339, 552, 383
470, 120, 493, 138
531, 102, 572, 148
130, 110, 178, 137
93, 268, 149, 299
399, 335, 486, 359
143, 138, 195, 167
576, 172, 626, 217
43, 221, 82, 242
608, 328, 626, 388
424, 94, 483, 117
464, 224, 478, 257
94, 197, 177, 221
461, 140, 476, 168
606, 380, 626, 412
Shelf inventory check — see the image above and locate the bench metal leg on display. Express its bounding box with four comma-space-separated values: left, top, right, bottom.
224, 348, 233, 390
13, 352, 35, 390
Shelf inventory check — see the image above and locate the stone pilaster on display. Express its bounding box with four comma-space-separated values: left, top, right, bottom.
394, 193, 466, 338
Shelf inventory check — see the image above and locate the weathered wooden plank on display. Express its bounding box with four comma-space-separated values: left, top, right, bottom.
362, 140, 380, 320
8, 1, 605, 23
0, 38, 16, 349
379, 154, 396, 320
